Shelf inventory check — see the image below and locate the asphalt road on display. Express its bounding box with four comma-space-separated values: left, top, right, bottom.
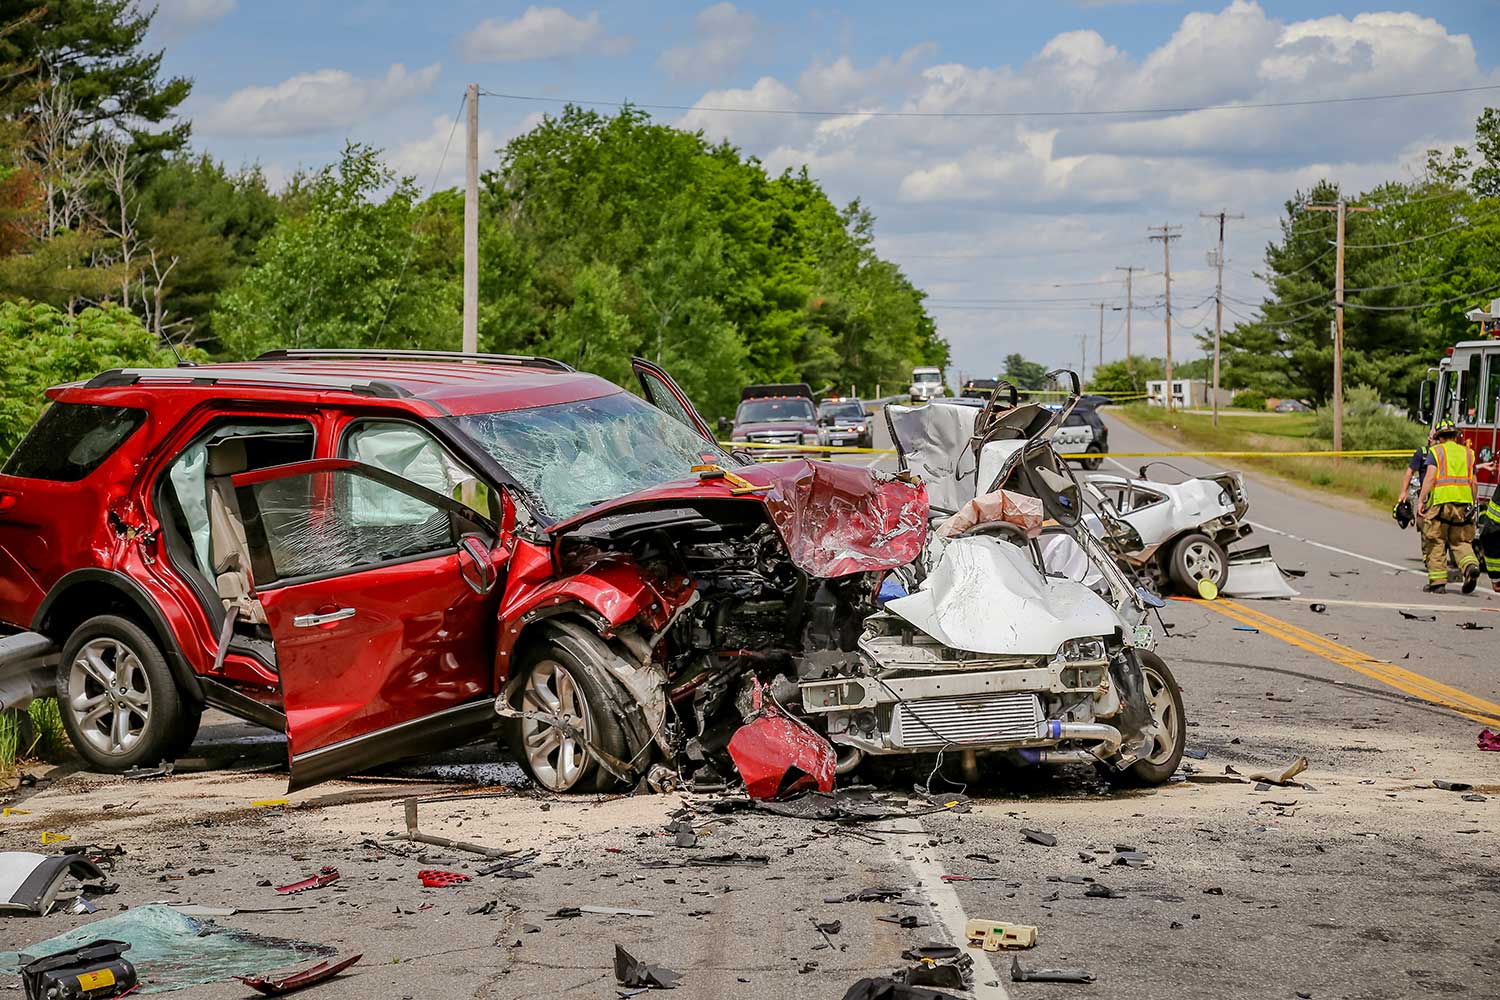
3, 406, 1496, 1000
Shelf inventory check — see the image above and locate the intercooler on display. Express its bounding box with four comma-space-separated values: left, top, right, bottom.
889, 692, 1043, 749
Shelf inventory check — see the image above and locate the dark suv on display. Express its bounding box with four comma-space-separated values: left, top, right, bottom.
0, 351, 924, 792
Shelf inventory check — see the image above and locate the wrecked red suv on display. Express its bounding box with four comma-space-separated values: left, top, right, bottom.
0, 351, 923, 791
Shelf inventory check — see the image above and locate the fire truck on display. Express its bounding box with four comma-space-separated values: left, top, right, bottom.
1420, 298, 1500, 501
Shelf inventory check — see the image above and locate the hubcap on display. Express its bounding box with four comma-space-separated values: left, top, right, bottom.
1141, 663, 1181, 766
519, 660, 591, 791
68, 638, 151, 757
1182, 540, 1224, 583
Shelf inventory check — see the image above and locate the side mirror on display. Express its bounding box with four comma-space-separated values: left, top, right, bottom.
717, 416, 732, 436
1417, 380, 1433, 424
457, 532, 497, 594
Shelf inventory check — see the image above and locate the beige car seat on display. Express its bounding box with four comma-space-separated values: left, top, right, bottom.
205, 439, 266, 625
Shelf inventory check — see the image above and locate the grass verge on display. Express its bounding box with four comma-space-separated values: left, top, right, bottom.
1113, 404, 1410, 512
0, 699, 68, 774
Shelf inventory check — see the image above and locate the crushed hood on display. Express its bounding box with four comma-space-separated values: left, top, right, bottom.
548, 459, 928, 579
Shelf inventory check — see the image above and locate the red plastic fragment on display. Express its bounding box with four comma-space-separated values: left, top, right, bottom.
236, 953, 362, 995
1480, 728, 1500, 752
728, 686, 836, 800
274, 866, 339, 895
418, 869, 472, 887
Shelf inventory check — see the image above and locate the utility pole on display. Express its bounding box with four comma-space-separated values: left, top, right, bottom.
462, 83, 479, 355
1146, 225, 1181, 410
1200, 210, 1243, 427
1115, 266, 1141, 363
1305, 198, 1373, 456
1095, 302, 1107, 377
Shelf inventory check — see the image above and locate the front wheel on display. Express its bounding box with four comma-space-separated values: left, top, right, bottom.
1109, 651, 1186, 786
57, 615, 189, 772
1168, 532, 1228, 594
507, 643, 630, 793
1082, 444, 1104, 471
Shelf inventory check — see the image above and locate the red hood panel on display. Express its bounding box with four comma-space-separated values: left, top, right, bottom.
548, 460, 927, 578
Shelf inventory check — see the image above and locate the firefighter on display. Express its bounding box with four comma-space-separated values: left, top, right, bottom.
1477, 460, 1500, 593
1417, 420, 1480, 594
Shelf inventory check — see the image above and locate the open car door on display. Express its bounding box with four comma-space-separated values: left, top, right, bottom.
632, 357, 718, 446
231, 458, 506, 791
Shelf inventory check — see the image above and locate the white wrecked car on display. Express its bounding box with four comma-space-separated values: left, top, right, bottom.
866, 376, 1188, 786
1081, 464, 1297, 598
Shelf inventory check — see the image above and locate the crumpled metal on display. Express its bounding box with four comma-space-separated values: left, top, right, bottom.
936, 489, 1043, 539
761, 460, 928, 578
728, 685, 837, 800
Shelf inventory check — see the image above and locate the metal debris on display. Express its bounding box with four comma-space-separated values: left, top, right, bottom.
275, 867, 340, 895
1010, 956, 1095, 984
1020, 828, 1057, 847
614, 944, 682, 989
236, 954, 362, 996
1432, 779, 1473, 792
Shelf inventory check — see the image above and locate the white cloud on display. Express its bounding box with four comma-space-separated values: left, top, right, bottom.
196, 63, 441, 138
659, 3, 760, 80
460, 6, 631, 63
669, 1, 1496, 378
387, 111, 545, 190
145, 0, 235, 37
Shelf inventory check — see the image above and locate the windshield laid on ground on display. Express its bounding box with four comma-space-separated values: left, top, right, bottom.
738, 398, 814, 423
448, 392, 725, 521
819, 401, 865, 421
913, 371, 942, 383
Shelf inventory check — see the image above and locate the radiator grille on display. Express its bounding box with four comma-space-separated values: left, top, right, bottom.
890, 693, 1042, 749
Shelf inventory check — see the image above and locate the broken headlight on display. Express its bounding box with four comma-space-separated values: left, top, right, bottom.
1057, 637, 1107, 662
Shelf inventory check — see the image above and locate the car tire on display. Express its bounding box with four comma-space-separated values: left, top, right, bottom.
1107, 651, 1186, 787
1083, 444, 1104, 471
57, 615, 188, 772
1167, 533, 1229, 594
507, 641, 631, 794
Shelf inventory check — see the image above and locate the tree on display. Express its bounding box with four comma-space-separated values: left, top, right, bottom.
213, 144, 458, 359
0, 0, 190, 157
1089, 355, 1163, 396
1002, 353, 1049, 390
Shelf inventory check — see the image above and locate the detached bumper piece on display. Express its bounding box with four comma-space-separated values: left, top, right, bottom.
236, 953, 362, 996
21, 940, 137, 1000
0, 851, 109, 916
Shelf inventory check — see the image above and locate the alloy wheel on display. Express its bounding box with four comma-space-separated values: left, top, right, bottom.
1140, 662, 1181, 766
1181, 539, 1225, 583
519, 659, 592, 791
67, 638, 152, 757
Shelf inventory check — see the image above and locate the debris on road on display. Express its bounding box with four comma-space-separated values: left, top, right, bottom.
727, 684, 837, 800
418, 869, 472, 888
1245, 756, 1309, 787
0, 851, 110, 916
1310, 603, 1327, 613
20, 940, 136, 1000
1232, 626, 1259, 633
1084, 883, 1124, 899
965, 918, 1037, 950
1110, 850, 1153, 868
614, 944, 682, 989
841, 978, 963, 999
275, 867, 340, 895
404, 795, 521, 859
1020, 828, 1057, 847
1010, 956, 1096, 984
123, 762, 174, 780
1481, 729, 1500, 752
901, 949, 972, 991
552, 905, 656, 918
640, 852, 769, 870
236, 954, 362, 995
1432, 779, 1473, 792
1398, 611, 1436, 622
1456, 621, 1493, 630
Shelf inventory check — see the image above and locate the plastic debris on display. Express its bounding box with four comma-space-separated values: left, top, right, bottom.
418, 869, 471, 888
1010, 956, 1095, 984
1183, 748, 1209, 760
275, 867, 339, 895
236, 954, 361, 996
124, 763, 174, 780
727, 684, 836, 800
614, 944, 682, 989
841, 979, 964, 1000
1232, 626, 1259, 633
1398, 610, 1436, 622
1456, 621, 1493, 630
1309, 603, 1327, 613
964, 918, 1037, 951
0, 851, 109, 916
1245, 756, 1308, 787
1481, 729, 1500, 752
1432, 779, 1473, 792
1020, 828, 1057, 847
1084, 883, 1123, 899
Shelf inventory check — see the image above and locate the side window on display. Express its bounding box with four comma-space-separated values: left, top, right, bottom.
239, 468, 478, 587
3, 403, 145, 481
1483, 353, 1500, 427
1459, 353, 1484, 426
342, 420, 490, 519
639, 370, 701, 433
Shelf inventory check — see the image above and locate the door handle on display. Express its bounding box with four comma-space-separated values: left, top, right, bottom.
293, 607, 356, 628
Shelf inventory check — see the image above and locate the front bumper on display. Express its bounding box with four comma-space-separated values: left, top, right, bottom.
0, 631, 60, 712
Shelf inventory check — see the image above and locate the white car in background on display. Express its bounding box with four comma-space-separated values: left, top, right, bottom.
909, 366, 945, 402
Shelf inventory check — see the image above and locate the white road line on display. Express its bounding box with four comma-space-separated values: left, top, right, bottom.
1101, 454, 1425, 578
887, 816, 1009, 1000
1246, 520, 1424, 576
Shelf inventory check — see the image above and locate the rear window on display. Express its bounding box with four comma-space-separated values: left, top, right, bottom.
2, 403, 146, 481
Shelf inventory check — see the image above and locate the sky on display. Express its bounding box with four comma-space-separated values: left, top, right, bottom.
147, 0, 1500, 385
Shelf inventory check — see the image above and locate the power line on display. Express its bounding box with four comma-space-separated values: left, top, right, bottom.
1344, 280, 1500, 312
477, 82, 1500, 121
1339, 206, 1500, 249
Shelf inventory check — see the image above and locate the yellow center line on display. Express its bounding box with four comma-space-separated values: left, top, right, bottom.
1188, 597, 1500, 727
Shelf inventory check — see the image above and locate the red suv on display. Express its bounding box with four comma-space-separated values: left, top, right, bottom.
0, 351, 923, 791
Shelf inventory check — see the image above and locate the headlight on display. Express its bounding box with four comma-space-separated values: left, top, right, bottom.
1058, 637, 1107, 661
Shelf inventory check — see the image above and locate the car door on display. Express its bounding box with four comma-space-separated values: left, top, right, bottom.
631, 357, 718, 446
230, 458, 507, 791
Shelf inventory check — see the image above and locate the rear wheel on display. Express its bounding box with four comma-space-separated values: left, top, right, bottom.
57, 615, 188, 772
1082, 444, 1104, 470
1168, 533, 1228, 594
1109, 651, 1186, 787
507, 643, 630, 793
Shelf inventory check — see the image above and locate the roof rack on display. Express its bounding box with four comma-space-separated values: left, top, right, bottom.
82, 368, 415, 398
254, 348, 574, 372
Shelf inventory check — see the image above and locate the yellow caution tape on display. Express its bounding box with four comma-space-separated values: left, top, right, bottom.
722, 441, 896, 455
721, 441, 1413, 460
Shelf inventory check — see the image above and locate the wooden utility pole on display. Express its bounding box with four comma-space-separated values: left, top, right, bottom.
1305, 198, 1373, 456
463, 83, 479, 355
1115, 266, 1141, 363
1200, 210, 1243, 427
1147, 225, 1181, 410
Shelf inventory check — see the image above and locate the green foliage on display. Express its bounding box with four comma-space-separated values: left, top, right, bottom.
0, 298, 180, 456
1231, 390, 1266, 410
1088, 355, 1162, 396
1311, 384, 1427, 452
479, 106, 943, 417
0, 699, 67, 773
214, 144, 458, 359
0, 0, 191, 157
1002, 353, 1049, 390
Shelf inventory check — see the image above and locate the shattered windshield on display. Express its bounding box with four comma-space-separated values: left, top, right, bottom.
738, 398, 814, 423
447, 392, 725, 521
